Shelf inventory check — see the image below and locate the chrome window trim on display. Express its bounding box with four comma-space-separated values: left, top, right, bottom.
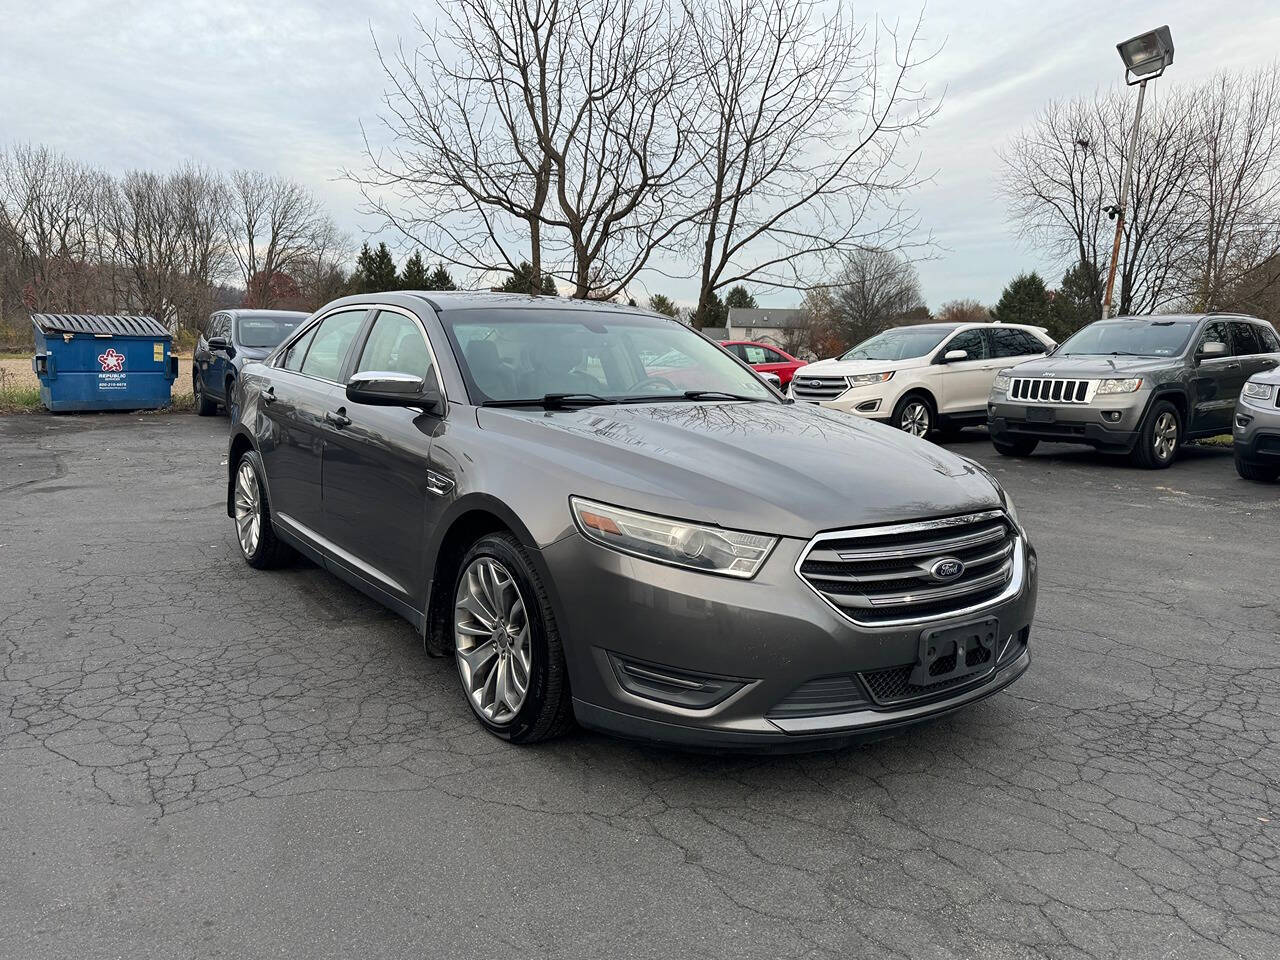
794, 510, 1026, 628
272, 306, 367, 386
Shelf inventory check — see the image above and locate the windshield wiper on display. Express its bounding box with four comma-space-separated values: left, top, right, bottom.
481, 393, 620, 409
680, 390, 767, 402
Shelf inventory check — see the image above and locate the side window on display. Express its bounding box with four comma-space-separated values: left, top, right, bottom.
743, 345, 769, 364
1197, 320, 1231, 356
990, 328, 1036, 358
300, 310, 367, 381
944, 329, 989, 360
355, 311, 436, 383
1019, 331, 1049, 354
759, 346, 788, 362
724, 343, 747, 360
1257, 324, 1280, 353
1231, 321, 1263, 356
281, 324, 318, 372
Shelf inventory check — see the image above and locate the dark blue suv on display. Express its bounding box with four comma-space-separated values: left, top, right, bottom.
194, 309, 309, 416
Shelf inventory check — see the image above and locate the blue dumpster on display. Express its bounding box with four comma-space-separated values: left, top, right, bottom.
31, 314, 179, 412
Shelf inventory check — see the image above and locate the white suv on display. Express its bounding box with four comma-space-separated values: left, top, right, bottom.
791, 322, 1055, 436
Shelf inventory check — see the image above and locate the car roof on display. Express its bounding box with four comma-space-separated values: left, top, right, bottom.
224, 309, 310, 318
403, 290, 663, 318
1104, 313, 1265, 324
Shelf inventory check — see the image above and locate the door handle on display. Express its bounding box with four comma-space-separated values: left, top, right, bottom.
1226, 362, 1241, 370
325, 409, 351, 428
262, 387, 277, 405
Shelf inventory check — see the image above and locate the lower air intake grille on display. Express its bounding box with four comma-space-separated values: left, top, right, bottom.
766, 676, 870, 719
861, 645, 994, 707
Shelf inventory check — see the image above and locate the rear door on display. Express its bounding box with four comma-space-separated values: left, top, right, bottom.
259, 308, 369, 536
935, 328, 994, 413
320, 307, 448, 608
1190, 320, 1243, 433
1231, 320, 1279, 380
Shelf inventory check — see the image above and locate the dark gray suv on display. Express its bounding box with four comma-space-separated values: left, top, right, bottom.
988, 314, 1280, 468
226, 292, 1037, 748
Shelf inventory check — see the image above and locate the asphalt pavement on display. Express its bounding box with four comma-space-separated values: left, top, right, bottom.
1, 413, 1277, 960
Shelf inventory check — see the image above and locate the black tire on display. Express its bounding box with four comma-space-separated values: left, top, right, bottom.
451, 532, 574, 744
992, 436, 1039, 457
232, 450, 295, 569
1130, 400, 1181, 469
194, 370, 218, 416
1235, 451, 1280, 483
892, 393, 935, 439
225, 375, 238, 422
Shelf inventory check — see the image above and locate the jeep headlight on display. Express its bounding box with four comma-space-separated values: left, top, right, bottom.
847, 371, 893, 387
1096, 377, 1143, 395
571, 497, 777, 578
1243, 380, 1274, 401
992, 371, 1013, 394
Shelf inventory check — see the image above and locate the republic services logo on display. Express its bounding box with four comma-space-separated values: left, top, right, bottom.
98, 348, 126, 372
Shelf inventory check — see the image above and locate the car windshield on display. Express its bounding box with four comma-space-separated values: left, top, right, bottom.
237, 315, 306, 349
440, 310, 775, 404
1056, 319, 1196, 357
840, 326, 956, 361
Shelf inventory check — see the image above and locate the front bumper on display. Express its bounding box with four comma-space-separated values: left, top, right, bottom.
793, 385, 892, 419
1233, 400, 1280, 461
542, 530, 1038, 750
987, 392, 1148, 452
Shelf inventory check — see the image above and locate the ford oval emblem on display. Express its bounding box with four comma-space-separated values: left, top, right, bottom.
806, 379, 823, 387
928, 557, 965, 582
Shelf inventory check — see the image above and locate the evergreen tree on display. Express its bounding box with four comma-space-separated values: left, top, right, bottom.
1048, 260, 1102, 341
724, 285, 757, 310
500, 261, 557, 295
400, 251, 428, 289
426, 264, 458, 291
368, 242, 399, 292
691, 290, 727, 329
647, 293, 679, 317
991, 272, 1051, 328
349, 243, 376, 294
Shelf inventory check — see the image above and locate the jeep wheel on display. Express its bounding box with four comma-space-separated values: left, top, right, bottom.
1235, 451, 1280, 483
1130, 400, 1180, 469
992, 436, 1039, 457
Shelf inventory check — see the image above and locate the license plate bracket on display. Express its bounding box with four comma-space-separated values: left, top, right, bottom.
1027, 406, 1055, 423
911, 618, 999, 687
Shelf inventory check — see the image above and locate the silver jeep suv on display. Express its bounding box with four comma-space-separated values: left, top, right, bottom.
987, 314, 1280, 469
1233, 367, 1280, 482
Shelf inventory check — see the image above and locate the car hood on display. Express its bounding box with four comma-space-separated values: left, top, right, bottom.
799, 356, 925, 377
477, 401, 1002, 539
1002, 355, 1174, 377
236, 346, 273, 362
1249, 365, 1280, 387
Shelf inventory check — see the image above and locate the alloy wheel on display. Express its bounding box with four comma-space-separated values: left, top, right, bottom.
900, 401, 930, 437
454, 557, 531, 725
233, 461, 261, 557
1153, 411, 1178, 462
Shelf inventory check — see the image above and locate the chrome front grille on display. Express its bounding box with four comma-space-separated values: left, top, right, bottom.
792, 375, 849, 400
1009, 377, 1095, 403
796, 510, 1020, 626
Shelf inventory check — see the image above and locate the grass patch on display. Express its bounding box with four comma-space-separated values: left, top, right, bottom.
1191, 434, 1233, 448
0, 385, 43, 414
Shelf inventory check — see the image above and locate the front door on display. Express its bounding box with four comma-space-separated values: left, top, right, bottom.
320, 308, 449, 609
935, 328, 996, 414
1190, 320, 1244, 433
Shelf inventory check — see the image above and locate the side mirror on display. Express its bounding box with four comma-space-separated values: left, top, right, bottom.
760, 371, 782, 389
207, 336, 232, 353
1198, 340, 1227, 360
346, 371, 441, 411
943, 349, 969, 362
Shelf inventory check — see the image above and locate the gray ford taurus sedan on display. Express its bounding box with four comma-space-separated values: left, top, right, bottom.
226, 292, 1037, 749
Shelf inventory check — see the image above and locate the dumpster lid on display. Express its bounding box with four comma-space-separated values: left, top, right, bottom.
31, 314, 171, 339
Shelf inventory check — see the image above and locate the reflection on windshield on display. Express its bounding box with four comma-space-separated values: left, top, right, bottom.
841, 327, 953, 361
238, 316, 305, 349
441, 312, 776, 404
1057, 320, 1195, 357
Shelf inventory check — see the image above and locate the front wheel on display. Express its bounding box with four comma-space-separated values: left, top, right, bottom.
1235, 451, 1280, 482
1130, 400, 1180, 469
992, 436, 1039, 457
232, 450, 294, 569
452, 533, 574, 743
194, 370, 218, 416
892, 394, 934, 438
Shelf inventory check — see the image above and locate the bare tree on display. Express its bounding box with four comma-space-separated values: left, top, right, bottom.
360, 0, 698, 301
171, 163, 231, 330
937, 298, 989, 324
821, 247, 924, 346
682, 0, 937, 325
222, 170, 334, 308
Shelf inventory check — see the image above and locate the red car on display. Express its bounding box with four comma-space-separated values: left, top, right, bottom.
720, 340, 807, 387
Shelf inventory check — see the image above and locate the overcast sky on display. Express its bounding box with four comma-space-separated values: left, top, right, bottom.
3, 0, 1279, 309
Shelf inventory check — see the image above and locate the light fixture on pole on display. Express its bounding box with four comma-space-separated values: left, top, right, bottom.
1101, 26, 1174, 319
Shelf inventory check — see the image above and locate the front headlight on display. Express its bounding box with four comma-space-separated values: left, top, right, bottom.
847, 371, 893, 387
992, 371, 1013, 394
570, 497, 777, 579
1243, 380, 1275, 401
1096, 377, 1143, 395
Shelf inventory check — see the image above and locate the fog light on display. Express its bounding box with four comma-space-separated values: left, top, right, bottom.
855, 399, 881, 413
1236, 414, 1253, 430
1102, 411, 1122, 423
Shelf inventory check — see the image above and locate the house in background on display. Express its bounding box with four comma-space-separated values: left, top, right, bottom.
724, 308, 807, 348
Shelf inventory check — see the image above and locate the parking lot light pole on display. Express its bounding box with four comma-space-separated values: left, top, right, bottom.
1102, 25, 1175, 320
